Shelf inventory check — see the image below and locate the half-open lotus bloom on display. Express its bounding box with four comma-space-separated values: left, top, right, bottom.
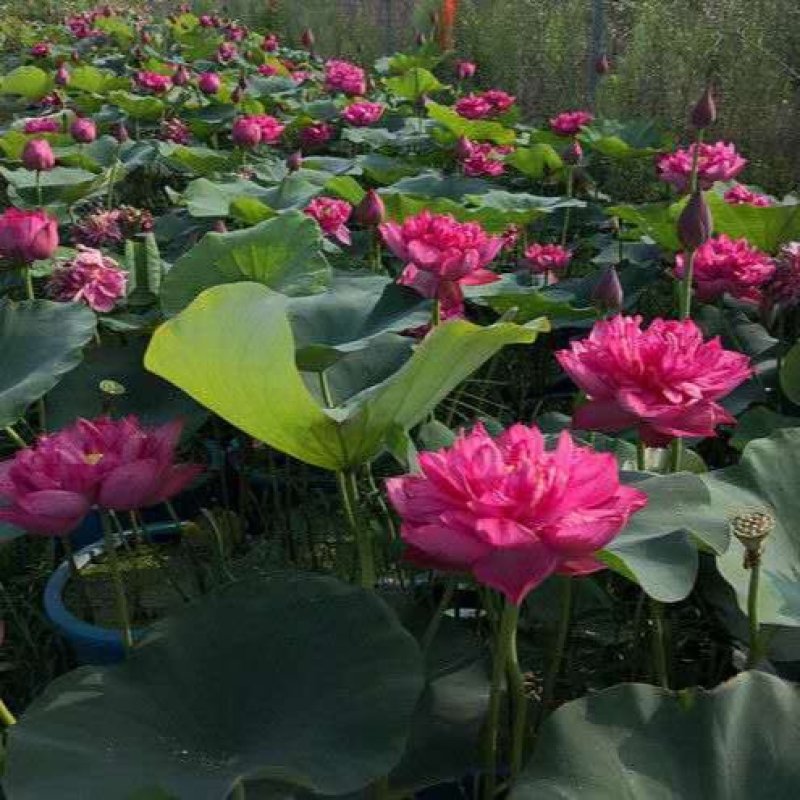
23, 117, 60, 134
674, 234, 775, 304
249, 114, 284, 144
763, 242, 800, 317
304, 197, 352, 245
458, 140, 511, 177
0, 208, 58, 264
342, 101, 385, 127
134, 71, 172, 94
556, 315, 752, 446
300, 122, 334, 149
386, 423, 647, 604
723, 184, 771, 207
455, 89, 515, 120
549, 110, 594, 136
47, 245, 127, 312
324, 59, 367, 96
380, 211, 501, 304
523, 242, 572, 275
71, 208, 123, 247
656, 141, 746, 193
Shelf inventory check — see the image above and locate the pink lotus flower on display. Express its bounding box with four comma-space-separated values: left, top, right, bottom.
386, 423, 647, 604
22, 139, 56, 171
71, 209, 123, 247
134, 71, 172, 94
70, 117, 97, 144
549, 110, 594, 137
523, 243, 572, 275
455, 90, 515, 120
262, 34, 279, 52
257, 63, 278, 77
723, 184, 771, 207
231, 117, 262, 148
556, 315, 752, 446
216, 41, 237, 64
160, 118, 191, 145
197, 72, 221, 95
342, 101, 385, 127
249, 114, 284, 144
763, 242, 800, 317
300, 121, 334, 149
380, 211, 502, 305
0, 208, 58, 264
657, 141, 746, 193
292, 70, 312, 84
324, 59, 366, 96
31, 42, 51, 58
674, 234, 775, 304
304, 197, 352, 246
47, 245, 127, 312
78, 417, 202, 512
501, 224, 520, 252
404, 296, 465, 339
23, 118, 60, 134
456, 60, 476, 80
457, 139, 511, 177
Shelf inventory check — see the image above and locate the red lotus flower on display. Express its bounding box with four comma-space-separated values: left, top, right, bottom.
257, 63, 278, 77
456, 60, 476, 80
134, 71, 172, 94
22, 139, 56, 171
457, 139, 511, 177
304, 197, 352, 246
47, 245, 127, 313
380, 211, 501, 305
197, 72, 221, 95
324, 59, 367, 96
70, 117, 97, 144
674, 234, 775, 304
723, 184, 771, 207
159, 118, 191, 145
23, 117, 60, 134
549, 110, 594, 137
762, 242, 800, 317
300, 122, 334, 149
455, 90, 515, 120
523, 243, 572, 276
386, 422, 647, 605
248, 114, 284, 144
342, 101, 385, 127
657, 142, 746, 193
71, 209, 123, 247
231, 117, 262, 149
0, 208, 59, 264
556, 315, 752, 446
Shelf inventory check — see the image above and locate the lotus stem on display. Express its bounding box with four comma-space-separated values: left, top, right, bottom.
507, 604, 529, 780
746, 561, 762, 668
482, 599, 520, 800
420, 577, 457, 653
337, 468, 376, 589
560, 167, 575, 250
62, 533, 95, 623
0, 697, 16, 727
650, 598, 670, 689
534, 578, 573, 737
4, 425, 27, 449
100, 510, 134, 652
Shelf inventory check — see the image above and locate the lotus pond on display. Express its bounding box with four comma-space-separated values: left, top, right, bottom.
0, 3, 800, 799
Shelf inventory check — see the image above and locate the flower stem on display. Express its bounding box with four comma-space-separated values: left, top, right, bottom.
636, 439, 646, 471
62, 533, 95, 623
650, 597, 670, 689
560, 168, 575, 250
431, 298, 442, 328
746, 560, 762, 668
507, 605, 529, 781
230, 780, 246, 799
533, 578, 573, 736
678, 250, 695, 320
4, 425, 27, 449
420, 577, 456, 653
100, 510, 134, 652
35, 170, 43, 209
481, 600, 520, 800
337, 469, 376, 589
0, 697, 16, 727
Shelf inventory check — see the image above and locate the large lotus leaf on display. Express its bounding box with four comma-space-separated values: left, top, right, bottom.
385, 68, 443, 102
108, 90, 165, 121
0, 300, 97, 429
180, 177, 275, 217
287, 271, 430, 371
3, 575, 424, 800
706, 193, 800, 253
357, 154, 419, 185
702, 428, 800, 627
580, 118, 672, 159
146, 283, 546, 470
386, 171, 495, 199
608, 201, 681, 252
466, 190, 585, 220
157, 144, 234, 177
0, 66, 52, 99
0, 166, 108, 206
426, 101, 516, 146
600, 472, 729, 603
511, 671, 800, 800
44, 338, 206, 434
730, 405, 800, 451
779, 339, 800, 404
507, 144, 564, 179
160, 212, 331, 315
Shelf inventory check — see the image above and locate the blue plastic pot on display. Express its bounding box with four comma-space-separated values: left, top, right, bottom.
44, 522, 181, 666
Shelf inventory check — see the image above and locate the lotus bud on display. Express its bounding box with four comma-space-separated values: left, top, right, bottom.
70, 117, 97, 144
173, 64, 191, 86
237, 74, 248, 90
456, 60, 476, 80
301, 28, 315, 50
731, 508, 774, 568
595, 54, 611, 75
677, 191, 713, 250
592, 265, 624, 312
231, 86, 243, 104
213, 219, 228, 233
455, 135, 473, 160
691, 85, 716, 130
55, 64, 71, 87
562, 140, 583, 165
198, 72, 221, 95
354, 189, 385, 227
287, 150, 303, 172
22, 139, 56, 172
